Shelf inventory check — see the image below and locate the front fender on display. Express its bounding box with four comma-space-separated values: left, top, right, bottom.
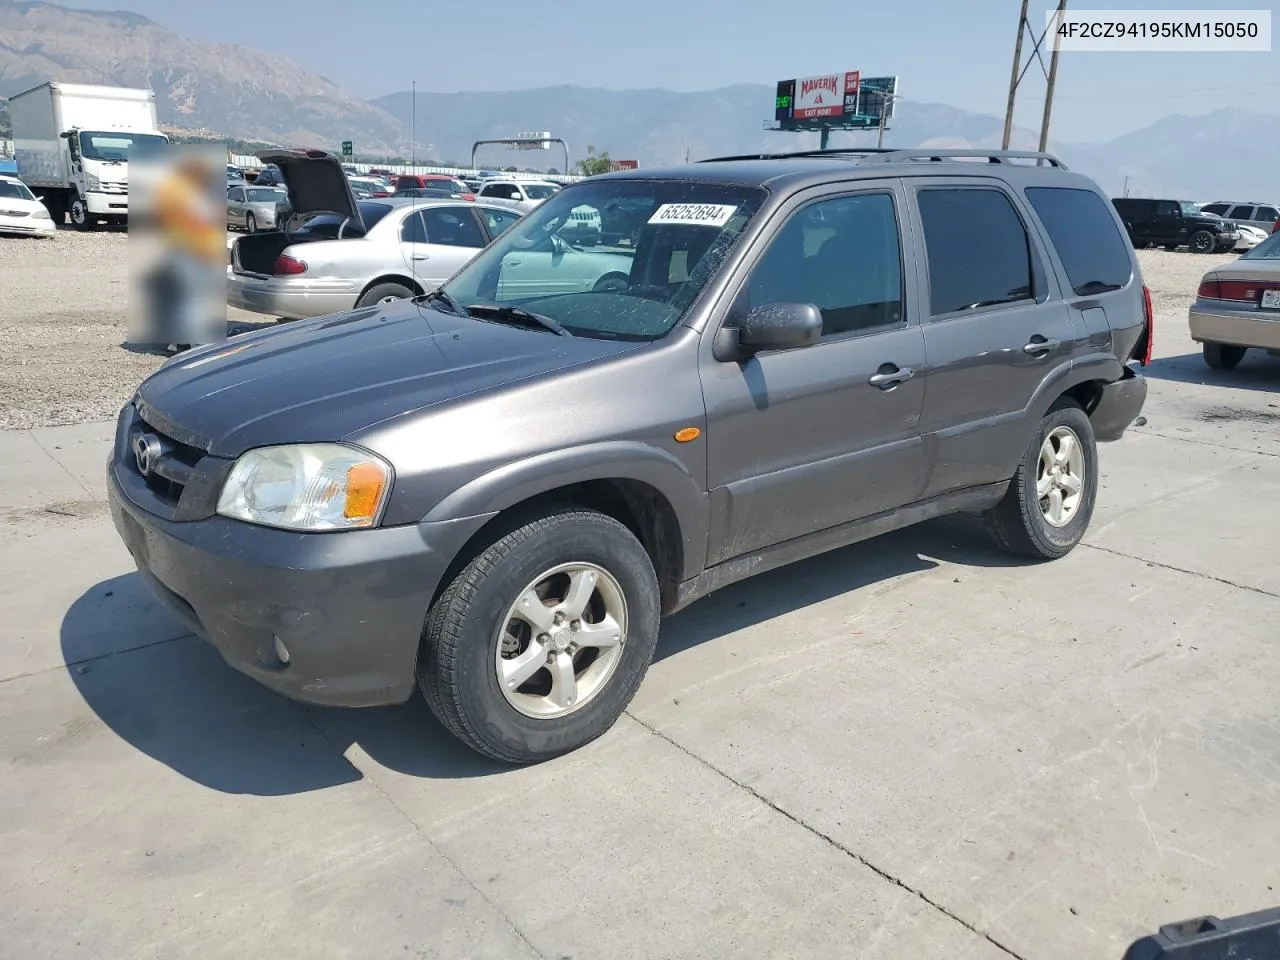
420, 441, 709, 579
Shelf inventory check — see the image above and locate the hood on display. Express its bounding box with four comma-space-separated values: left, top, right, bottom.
257, 149, 362, 230
135, 301, 640, 458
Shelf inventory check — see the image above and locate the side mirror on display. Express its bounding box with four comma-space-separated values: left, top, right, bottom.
714, 302, 823, 362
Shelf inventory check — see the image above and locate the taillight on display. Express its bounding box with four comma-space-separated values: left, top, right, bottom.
462, 193, 476, 202
1273, 217, 1279, 234
274, 254, 307, 275
1140, 284, 1153, 365
1200, 279, 1269, 302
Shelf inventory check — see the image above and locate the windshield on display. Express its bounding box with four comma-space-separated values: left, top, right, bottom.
439, 180, 766, 341
1179, 201, 1200, 217
1242, 232, 1280, 260
0, 180, 36, 201
246, 188, 286, 203
77, 130, 168, 161
524, 184, 558, 200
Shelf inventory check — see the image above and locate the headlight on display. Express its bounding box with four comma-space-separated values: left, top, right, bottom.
85, 172, 101, 190
216, 443, 392, 531
33, 208, 52, 220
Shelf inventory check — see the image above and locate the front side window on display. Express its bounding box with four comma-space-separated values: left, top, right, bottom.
440, 180, 766, 341
1202, 203, 1230, 216
1227, 205, 1256, 221
524, 184, 557, 200
483, 207, 521, 235
228, 187, 245, 202
744, 193, 904, 337
918, 187, 1033, 316
1025, 187, 1133, 296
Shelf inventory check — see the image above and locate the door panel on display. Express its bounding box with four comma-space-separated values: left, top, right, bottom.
701, 184, 929, 566
909, 180, 1080, 498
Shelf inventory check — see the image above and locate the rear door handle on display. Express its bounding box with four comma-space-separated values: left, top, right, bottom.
1023, 336, 1060, 355
412, 254, 429, 261
868, 365, 915, 389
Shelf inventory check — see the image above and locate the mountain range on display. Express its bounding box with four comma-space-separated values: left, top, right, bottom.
1, 0, 1275, 200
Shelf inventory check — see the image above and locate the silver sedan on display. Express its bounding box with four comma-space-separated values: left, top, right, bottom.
227, 184, 288, 233
227, 197, 525, 320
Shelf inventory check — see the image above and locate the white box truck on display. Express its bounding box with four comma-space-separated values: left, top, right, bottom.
10, 82, 169, 230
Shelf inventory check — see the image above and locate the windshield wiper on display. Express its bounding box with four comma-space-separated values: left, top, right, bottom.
418, 288, 468, 316
466, 303, 572, 337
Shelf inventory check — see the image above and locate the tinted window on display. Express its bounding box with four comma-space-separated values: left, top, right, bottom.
918, 188, 1033, 315
423, 207, 485, 248
747, 193, 904, 337
1154, 200, 1179, 218
483, 183, 516, 199
482, 207, 521, 235
1026, 187, 1132, 296
400, 211, 427, 243
1202, 203, 1229, 216
228, 187, 244, 202
525, 184, 558, 200
1257, 206, 1279, 222
1227, 205, 1256, 221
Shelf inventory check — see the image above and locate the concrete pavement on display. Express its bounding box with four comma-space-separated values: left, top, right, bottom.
2, 313, 1278, 959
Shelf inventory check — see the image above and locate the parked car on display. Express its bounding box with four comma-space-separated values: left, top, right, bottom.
226, 164, 245, 187
474, 179, 561, 214
111, 148, 1150, 763
254, 165, 285, 187
0, 174, 58, 236
394, 175, 475, 200
1189, 228, 1280, 370
226, 184, 288, 233
1235, 224, 1268, 251
227, 150, 523, 320
1199, 201, 1280, 235
348, 176, 390, 198
1111, 197, 1239, 253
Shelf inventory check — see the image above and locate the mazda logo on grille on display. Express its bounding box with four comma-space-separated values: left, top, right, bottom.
132, 433, 163, 477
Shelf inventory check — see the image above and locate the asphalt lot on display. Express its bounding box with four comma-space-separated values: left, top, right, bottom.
2, 239, 1279, 959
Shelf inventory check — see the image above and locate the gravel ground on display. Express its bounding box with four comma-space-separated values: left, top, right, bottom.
0, 226, 1235, 430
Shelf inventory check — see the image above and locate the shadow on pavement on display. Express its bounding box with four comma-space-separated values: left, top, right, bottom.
64, 513, 1033, 795
1143, 350, 1280, 392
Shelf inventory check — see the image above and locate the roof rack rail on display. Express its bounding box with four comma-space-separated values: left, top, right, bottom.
697, 147, 1068, 169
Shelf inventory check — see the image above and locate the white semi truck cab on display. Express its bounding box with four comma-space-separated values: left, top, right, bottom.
9, 82, 169, 230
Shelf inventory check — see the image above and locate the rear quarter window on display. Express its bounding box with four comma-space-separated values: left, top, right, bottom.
1026, 187, 1133, 296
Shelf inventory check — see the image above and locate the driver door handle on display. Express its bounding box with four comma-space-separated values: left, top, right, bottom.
868, 365, 914, 389
412, 254, 429, 261
1023, 336, 1060, 355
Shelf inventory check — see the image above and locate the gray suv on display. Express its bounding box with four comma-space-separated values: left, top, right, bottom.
107, 149, 1150, 763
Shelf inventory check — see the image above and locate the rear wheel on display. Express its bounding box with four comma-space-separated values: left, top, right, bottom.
356, 281, 414, 307
418, 507, 660, 763
592, 272, 630, 293
1189, 229, 1215, 253
1203, 342, 1247, 370
986, 399, 1097, 560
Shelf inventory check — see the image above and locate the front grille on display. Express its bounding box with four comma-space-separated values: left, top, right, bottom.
127, 407, 209, 508
0, 209, 30, 218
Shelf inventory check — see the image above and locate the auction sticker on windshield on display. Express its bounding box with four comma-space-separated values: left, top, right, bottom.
648, 203, 738, 227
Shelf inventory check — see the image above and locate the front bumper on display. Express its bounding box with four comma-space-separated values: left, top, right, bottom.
106, 411, 493, 706
1190, 301, 1280, 350
1090, 367, 1147, 442
0, 215, 57, 236
226, 272, 359, 320
85, 191, 128, 216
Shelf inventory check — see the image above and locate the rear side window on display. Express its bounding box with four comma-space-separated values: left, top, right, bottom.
1025, 187, 1133, 296
917, 187, 1032, 316
1201, 203, 1229, 216
1258, 206, 1280, 222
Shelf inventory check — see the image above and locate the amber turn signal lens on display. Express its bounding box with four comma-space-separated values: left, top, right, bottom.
674, 427, 701, 443
344, 461, 388, 521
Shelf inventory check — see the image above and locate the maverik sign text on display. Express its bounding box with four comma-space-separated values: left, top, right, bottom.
793, 71, 860, 120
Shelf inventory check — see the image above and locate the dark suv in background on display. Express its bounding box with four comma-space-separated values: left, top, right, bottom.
109, 148, 1150, 763
1111, 197, 1239, 253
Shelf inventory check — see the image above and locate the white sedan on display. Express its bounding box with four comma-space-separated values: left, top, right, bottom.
0, 175, 57, 237
1235, 224, 1268, 252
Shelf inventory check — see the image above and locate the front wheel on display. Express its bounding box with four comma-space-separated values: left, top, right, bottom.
418, 507, 661, 763
69, 197, 93, 231
245, 212, 257, 233
1203, 342, 1247, 370
1189, 229, 1216, 253
985, 399, 1098, 560
355, 281, 413, 307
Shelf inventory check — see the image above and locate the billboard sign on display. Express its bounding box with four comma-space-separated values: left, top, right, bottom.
607, 160, 638, 171
512, 131, 552, 150
775, 73, 897, 125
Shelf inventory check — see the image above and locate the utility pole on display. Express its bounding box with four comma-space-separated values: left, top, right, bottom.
819, 126, 830, 151
410, 80, 416, 173
1123, 175, 1131, 197
1038, 0, 1067, 156
877, 108, 887, 148
1002, 0, 1030, 149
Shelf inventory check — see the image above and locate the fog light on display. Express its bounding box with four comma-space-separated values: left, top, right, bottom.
273, 634, 291, 665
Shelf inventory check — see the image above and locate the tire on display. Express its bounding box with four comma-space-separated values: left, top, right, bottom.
418, 507, 661, 763
355, 281, 414, 307
1203, 342, 1247, 370
985, 399, 1098, 560
246, 212, 257, 233
1163, 244, 1178, 252
69, 197, 93, 231
1189, 229, 1216, 253
592, 272, 630, 293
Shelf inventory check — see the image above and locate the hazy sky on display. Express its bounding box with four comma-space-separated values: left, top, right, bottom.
56, 0, 1280, 142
